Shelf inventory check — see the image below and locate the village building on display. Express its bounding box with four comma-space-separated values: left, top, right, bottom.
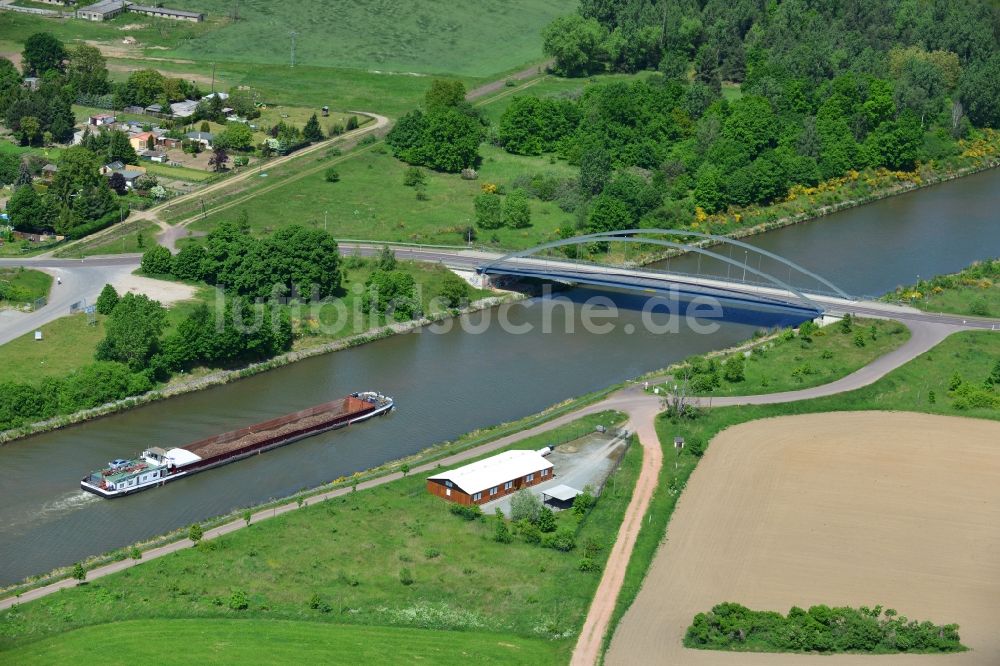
40, 164, 58, 180
170, 100, 199, 119
185, 131, 214, 149
129, 132, 157, 151
89, 113, 116, 127
426, 449, 554, 506
76, 1, 202, 22
122, 105, 146, 115
127, 4, 203, 21
22, 77, 39, 91
140, 150, 168, 163
77, 0, 127, 21
156, 136, 181, 149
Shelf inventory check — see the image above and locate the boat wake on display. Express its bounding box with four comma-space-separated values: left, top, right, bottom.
1, 491, 101, 532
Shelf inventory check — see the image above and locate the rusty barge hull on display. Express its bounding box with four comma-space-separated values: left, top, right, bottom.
81, 393, 394, 498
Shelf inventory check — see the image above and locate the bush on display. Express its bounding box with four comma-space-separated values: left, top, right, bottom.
448, 503, 482, 521
577, 557, 601, 572
71, 562, 86, 582
537, 506, 557, 533
519, 521, 542, 544
140, 245, 173, 275
95, 283, 120, 315
542, 527, 576, 552
572, 488, 596, 516
188, 523, 203, 544
228, 589, 249, 611
324, 167, 340, 183
510, 489, 543, 523
493, 508, 513, 544
399, 568, 414, 586
403, 167, 426, 187
684, 603, 964, 654
308, 593, 332, 613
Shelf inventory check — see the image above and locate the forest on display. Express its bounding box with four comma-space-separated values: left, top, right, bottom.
488, 0, 1000, 235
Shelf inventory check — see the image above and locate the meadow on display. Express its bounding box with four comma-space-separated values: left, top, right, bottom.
0, 411, 634, 662
1, 619, 563, 665
682, 318, 910, 397
162, 0, 573, 77
189, 144, 578, 248
0, 314, 105, 384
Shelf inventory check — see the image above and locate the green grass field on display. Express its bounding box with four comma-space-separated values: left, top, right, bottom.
143, 162, 216, 182
0, 267, 51, 304
0, 314, 105, 384
680, 318, 910, 397
161, 0, 572, 77
189, 144, 577, 248
2, 619, 563, 665
0, 412, 634, 660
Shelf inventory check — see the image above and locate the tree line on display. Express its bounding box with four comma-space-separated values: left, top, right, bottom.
685, 602, 964, 653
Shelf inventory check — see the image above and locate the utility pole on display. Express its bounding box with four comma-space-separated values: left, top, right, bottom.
324, 209, 328, 232
289, 31, 298, 68
211, 63, 216, 93
232, 0, 239, 21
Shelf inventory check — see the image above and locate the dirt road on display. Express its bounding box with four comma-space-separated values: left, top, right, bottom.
606, 412, 1000, 665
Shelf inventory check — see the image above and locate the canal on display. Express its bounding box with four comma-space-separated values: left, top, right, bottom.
0, 168, 996, 586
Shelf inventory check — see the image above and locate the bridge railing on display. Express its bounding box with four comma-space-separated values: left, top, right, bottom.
480, 254, 856, 301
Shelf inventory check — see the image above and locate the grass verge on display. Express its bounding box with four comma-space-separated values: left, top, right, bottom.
1, 618, 564, 665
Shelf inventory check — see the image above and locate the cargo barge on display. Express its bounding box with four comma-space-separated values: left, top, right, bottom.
81, 392, 394, 498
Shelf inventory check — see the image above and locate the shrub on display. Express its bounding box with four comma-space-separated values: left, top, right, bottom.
228, 589, 249, 611
684, 603, 965, 653
577, 557, 601, 572
403, 167, 426, 187
324, 167, 340, 183
129, 546, 142, 560
424, 548, 440, 559
188, 523, 203, 545
71, 562, 86, 582
510, 489, 543, 523
970, 298, 990, 316
448, 503, 482, 521
572, 487, 596, 516
542, 528, 576, 552
308, 593, 332, 613
519, 521, 542, 544
140, 245, 173, 275
493, 508, 513, 544
95, 283, 120, 315
399, 568, 414, 586
854, 331, 866, 347
537, 506, 557, 533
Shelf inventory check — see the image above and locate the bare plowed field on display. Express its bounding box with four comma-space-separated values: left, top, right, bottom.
608, 412, 1000, 665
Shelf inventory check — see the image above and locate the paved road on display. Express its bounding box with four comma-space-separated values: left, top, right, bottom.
0, 257, 142, 345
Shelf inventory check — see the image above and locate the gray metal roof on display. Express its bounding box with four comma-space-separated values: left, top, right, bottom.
542, 484, 582, 502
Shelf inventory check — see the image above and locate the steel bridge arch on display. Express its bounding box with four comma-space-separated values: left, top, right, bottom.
477, 232, 841, 314
479, 228, 851, 301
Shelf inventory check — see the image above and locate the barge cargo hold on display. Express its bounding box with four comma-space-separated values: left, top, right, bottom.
81, 392, 394, 498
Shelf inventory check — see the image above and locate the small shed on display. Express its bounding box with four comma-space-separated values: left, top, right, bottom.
541, 484, 583, 510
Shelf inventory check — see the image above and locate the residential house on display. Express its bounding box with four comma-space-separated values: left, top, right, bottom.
100, 161, 125, 176
140, 150, 168, 163
170, 100, 199, 119
129, 132, 157, 151
185, 131, 214, 149
156, 136, 181, 149
426, 450, 554, 506
22, 77, 39, 91
89, 113, 116, 127
145, 104, 163, 114
41, 164, 58, 180
123, 105, 145, 115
